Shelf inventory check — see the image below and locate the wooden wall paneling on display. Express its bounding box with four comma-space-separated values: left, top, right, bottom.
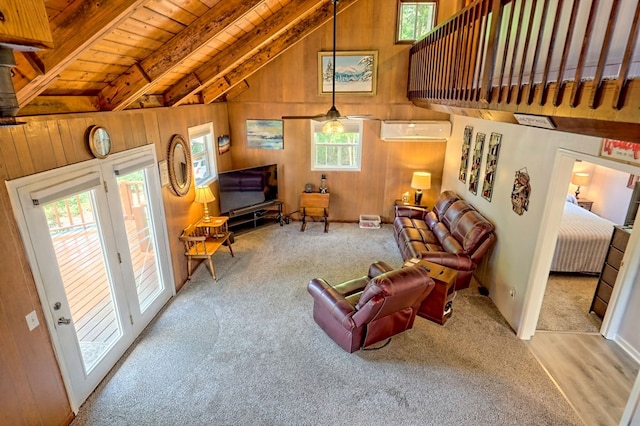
9, 126, 35, 177
57, 117, 93, 165
44, 120, 69, 168
24, 120, 58, 173
0, 183, 72, 425
0, 129, 24, 180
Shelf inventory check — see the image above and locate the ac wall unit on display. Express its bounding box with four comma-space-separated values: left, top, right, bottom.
380, 120, 451, 141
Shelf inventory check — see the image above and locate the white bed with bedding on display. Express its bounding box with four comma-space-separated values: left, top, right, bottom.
550, 197, 616, 274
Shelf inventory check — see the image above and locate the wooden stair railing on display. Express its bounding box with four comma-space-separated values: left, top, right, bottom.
408, 0, 640, 140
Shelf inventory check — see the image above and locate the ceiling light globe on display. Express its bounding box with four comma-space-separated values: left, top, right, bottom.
322, 120, 345, 134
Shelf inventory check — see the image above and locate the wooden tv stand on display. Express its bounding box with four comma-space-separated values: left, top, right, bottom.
226, 200, 283, 232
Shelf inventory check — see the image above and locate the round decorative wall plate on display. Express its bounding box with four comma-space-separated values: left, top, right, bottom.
87, 125, 112, 159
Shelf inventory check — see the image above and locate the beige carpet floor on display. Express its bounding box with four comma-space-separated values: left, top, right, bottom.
537, 273, 602, 333
71, 222, 582, 425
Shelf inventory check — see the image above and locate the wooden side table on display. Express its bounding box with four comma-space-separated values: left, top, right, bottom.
300, 192, 330, 232
576, 198, 593, 211
404, 258, 458, 325
394, 199, 428, 209
179, 216, 234, 281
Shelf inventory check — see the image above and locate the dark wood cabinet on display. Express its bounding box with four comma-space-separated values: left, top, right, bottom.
590, 226, 632, 319
405, 259, 458, 325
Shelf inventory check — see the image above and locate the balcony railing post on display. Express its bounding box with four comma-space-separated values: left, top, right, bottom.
479, 0, 504, 104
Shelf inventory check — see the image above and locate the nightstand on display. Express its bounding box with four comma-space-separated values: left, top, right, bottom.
576, 199, 593, 211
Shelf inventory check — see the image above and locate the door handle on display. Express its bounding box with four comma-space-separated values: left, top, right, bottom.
57, 317, 71, 325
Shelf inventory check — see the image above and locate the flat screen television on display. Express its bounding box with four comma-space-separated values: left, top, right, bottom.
218, 164, 278, 214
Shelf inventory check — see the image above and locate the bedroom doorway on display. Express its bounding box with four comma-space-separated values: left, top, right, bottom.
536, 160, 629, 334
523, 149, 640, 340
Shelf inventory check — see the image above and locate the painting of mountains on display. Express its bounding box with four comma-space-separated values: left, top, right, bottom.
319, 51, 377, 95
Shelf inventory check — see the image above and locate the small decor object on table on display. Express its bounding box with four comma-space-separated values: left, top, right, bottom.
482, 132, 502, 201
401, 191, 410, 204
459, 125, 473, 183
511, 167, 531, 216
468, 133, 485, 195
319, 174, 328, 193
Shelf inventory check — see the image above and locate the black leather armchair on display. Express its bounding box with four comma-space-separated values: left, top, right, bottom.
307, 261, 435, 353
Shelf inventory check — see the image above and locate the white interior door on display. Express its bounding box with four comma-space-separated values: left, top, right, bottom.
7, 146, 174, 411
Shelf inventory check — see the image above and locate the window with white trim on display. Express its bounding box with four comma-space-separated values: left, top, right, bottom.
188, 122, 217, 186
311, 120, 362, 171
396, 1, 437, 43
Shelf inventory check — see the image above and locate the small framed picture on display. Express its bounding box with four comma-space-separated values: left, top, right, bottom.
246, 120, 283, 150
217, 135, 230, 155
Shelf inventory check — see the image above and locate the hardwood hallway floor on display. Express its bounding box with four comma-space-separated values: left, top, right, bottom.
528, 332, 639, 426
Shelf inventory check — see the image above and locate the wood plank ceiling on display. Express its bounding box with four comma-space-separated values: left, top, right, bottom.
13, 0, 360, 116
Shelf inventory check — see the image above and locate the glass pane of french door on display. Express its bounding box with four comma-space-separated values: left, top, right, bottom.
44, 189, 122, 373
116, 169, 163, 313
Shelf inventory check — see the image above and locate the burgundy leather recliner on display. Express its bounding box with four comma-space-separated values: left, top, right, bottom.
307, 261, 435, 353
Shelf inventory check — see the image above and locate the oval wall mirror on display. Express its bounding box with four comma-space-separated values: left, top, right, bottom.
167, 134, 192, 197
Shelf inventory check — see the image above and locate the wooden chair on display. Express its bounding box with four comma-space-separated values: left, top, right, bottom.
179, 222, 234, 281
300, 192, 330, 232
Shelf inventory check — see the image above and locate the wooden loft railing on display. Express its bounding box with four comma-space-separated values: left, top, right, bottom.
408, 0, 640, 142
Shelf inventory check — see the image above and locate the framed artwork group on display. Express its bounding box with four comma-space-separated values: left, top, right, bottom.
459, 126, 503, 203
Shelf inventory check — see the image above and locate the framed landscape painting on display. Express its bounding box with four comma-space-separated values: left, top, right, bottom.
318, 50, 378, 95
246, 120, 283, 150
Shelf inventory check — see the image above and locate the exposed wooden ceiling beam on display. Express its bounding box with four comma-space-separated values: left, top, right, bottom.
15, 0, 149, 108
163, 0, 325, 107
17, 96, 100, 115
97, 0, 263, 111
201, 0, 361, 104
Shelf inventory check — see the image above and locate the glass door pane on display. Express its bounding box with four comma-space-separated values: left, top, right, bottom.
44, 190, 122, 373
116, 170, 163, 313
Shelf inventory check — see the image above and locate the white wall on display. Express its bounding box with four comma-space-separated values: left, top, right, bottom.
618, 272, 640, 359
584, 164, 634, 224
442, 116, 612, 332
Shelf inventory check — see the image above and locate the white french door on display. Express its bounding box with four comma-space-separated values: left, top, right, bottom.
7, 146, 174, 412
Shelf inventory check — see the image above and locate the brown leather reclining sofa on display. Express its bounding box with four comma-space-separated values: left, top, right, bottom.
393, 190, 496, 290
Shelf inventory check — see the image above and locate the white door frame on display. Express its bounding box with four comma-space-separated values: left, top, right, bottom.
519, 148, 640, 341
6, 145, 175, 412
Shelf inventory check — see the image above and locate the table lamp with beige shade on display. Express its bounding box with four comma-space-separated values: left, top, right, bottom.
194, 186, 216, 222
571, 172, 590, 199
411, 171, 432, 205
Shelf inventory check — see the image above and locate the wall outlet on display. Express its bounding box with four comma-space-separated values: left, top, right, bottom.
25, 310, 39, 331
509, 288, 516, 298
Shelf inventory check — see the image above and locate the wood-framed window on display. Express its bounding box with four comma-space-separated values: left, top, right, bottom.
311, 120, 363, 171
396, 1, 437, 44
188, 122, 218, 186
